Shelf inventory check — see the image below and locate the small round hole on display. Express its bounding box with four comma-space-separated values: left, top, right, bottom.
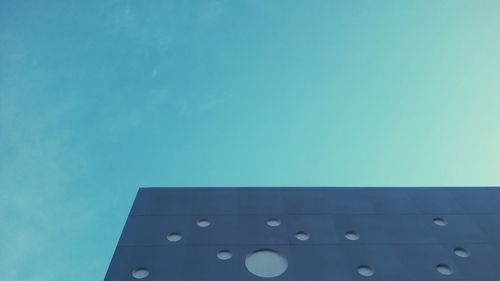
267, 218, 281, 227
345, 231, 360, 241
433, 217, 448, 226
245, 249, 288, 278
217, 249, 232, 260
357, 265, 374, 277
166, 232, 182, 242
132, 267, 150, 279
197, 218, 211, 227
295, 231, 310, 241
454, 247, 470, 258
436, 264, 453, 275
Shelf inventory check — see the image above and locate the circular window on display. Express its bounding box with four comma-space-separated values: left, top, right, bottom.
166, 232, 182, 242
345, 231, 360, 241
267, 218, 281, 227
197, 218, 211, 227
245, 249, 288, 278
433, 217, 448, 226
357, 265, 374, 277
454, 247, 470, 258
217, 249, 232, 260
295, 231, 310, 241
436, 264, 453, 275
132, 267, 150, 279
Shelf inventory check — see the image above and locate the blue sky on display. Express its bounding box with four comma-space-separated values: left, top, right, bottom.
1, 0, 500, 280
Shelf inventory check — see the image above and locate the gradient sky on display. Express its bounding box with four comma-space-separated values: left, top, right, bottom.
1, 0, 500, 280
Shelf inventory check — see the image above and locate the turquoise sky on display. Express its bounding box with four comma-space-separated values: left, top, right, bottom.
1, 1, 500, 280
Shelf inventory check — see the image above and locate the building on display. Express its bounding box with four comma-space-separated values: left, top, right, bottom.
105, 187, 500, 280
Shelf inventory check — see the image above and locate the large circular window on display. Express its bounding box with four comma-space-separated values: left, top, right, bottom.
245, 249, 288, 278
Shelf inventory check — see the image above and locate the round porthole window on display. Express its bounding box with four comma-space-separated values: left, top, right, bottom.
132, 267, 150, 279
433, 217, 448, 226
267, 218, 281, 227
345, 231, 360, 241
245, 249, 288, 278
166, 232, 182, 242
295, 231, 310, 241
197, 218, 211, 227
436, 264, 453, 275
217, 250, 232, 260
357, 265, 374, 277
453, 247, 470, 258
